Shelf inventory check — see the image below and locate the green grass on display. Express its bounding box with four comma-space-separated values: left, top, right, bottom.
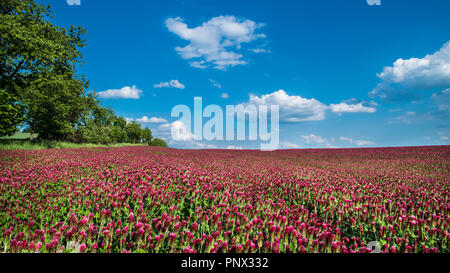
0, 140, 145, 150
0, 132, 38, 140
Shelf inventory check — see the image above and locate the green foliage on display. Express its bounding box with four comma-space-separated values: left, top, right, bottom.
125, 121, 142, 144
76, 97, 114, 143
110, 125, 128, 143
0, 140, 144, 150
77, 122, 112, 144
0, 132, 38, 140
0, 89, 24, 136
150, 138, 168, 148
0, 0, 86, 95
0, 0, 165, 148
113, 116, 127, 129
74, 101, 156, 145
1, 0, 88, 139
141, 128, 153, 144
24, 72, 88, 140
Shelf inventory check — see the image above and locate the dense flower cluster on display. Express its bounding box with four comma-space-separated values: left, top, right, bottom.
0, 146, 448, 253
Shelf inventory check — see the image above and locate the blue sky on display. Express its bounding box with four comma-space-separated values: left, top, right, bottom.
40, 0, 450, 149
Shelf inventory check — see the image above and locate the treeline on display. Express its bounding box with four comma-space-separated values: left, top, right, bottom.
0, 0, 167, 147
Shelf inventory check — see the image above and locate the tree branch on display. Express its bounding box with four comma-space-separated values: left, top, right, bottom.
9, 59, 25, 78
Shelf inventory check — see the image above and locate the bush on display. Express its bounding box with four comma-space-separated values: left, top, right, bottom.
150, 138, 168, 147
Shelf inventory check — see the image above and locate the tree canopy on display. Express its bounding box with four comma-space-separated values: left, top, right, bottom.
0, 0, 166, 147
151, 138, 168, 148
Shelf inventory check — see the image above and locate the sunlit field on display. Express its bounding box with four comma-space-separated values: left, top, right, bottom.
0, 146, 448, 253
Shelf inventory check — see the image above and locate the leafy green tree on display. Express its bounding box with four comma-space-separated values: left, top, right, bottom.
75, 94, 118, 144
24, 72, 88, 140
1, 0, 88, 140
0, 89, 24, 136
141, 128, 153, 144
108, 116, 128, 143
1, 0, 152, 145
125, 121, 142, 144
79, 123, 112, 144
151, 138, 168, 148
110, 125, 127, 143
113, 116, 127, 130
92, 105, 115, 127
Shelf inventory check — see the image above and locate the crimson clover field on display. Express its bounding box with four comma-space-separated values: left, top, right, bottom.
0, 146, 448, 253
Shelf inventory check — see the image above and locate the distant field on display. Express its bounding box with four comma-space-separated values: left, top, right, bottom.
0, 133, 144, 150
0, 141, 145, 150
0, 132, 38, 140
0, 145, 448, 253
0, 141, 146, 150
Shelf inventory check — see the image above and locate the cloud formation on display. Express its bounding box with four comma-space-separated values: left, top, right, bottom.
280, 141, 301, 149
248, 90, 327, 122
330, 99, 377, 113
165, 16, 266, 70
300, 134, 333, 148
339, 136, 375, 146
135, 116, 168, 124
370, 41, 450, 100
169, 120, 194, 141
154, 80, 185, 89
226, 145, 243, 150
157, 121, 216, 149
97, 85, 142, 99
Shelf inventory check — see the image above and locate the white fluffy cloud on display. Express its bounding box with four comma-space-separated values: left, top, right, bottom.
158, 121, 216, 148
190, 61, 208, 69
165, 16, 266, 70
339, 136, 353, 143
220, 92, 230, 99
301, 134, 332, 147
152, 123, 172, 137
339, 136, 375, 146
248, 90, 327, 122
370, 41, 450, 100
354, 140, 375, 146
163, 120, 194, 141
169, 120, 194, 141
157, 123, 171, 130
135, 116, 168, 124
186, 142, 217, 149
330, 100, 377, 113
154, 80, 185, 89
226, 145, 243, 150
97, 85, 142, 99
280, 141, 301, 149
